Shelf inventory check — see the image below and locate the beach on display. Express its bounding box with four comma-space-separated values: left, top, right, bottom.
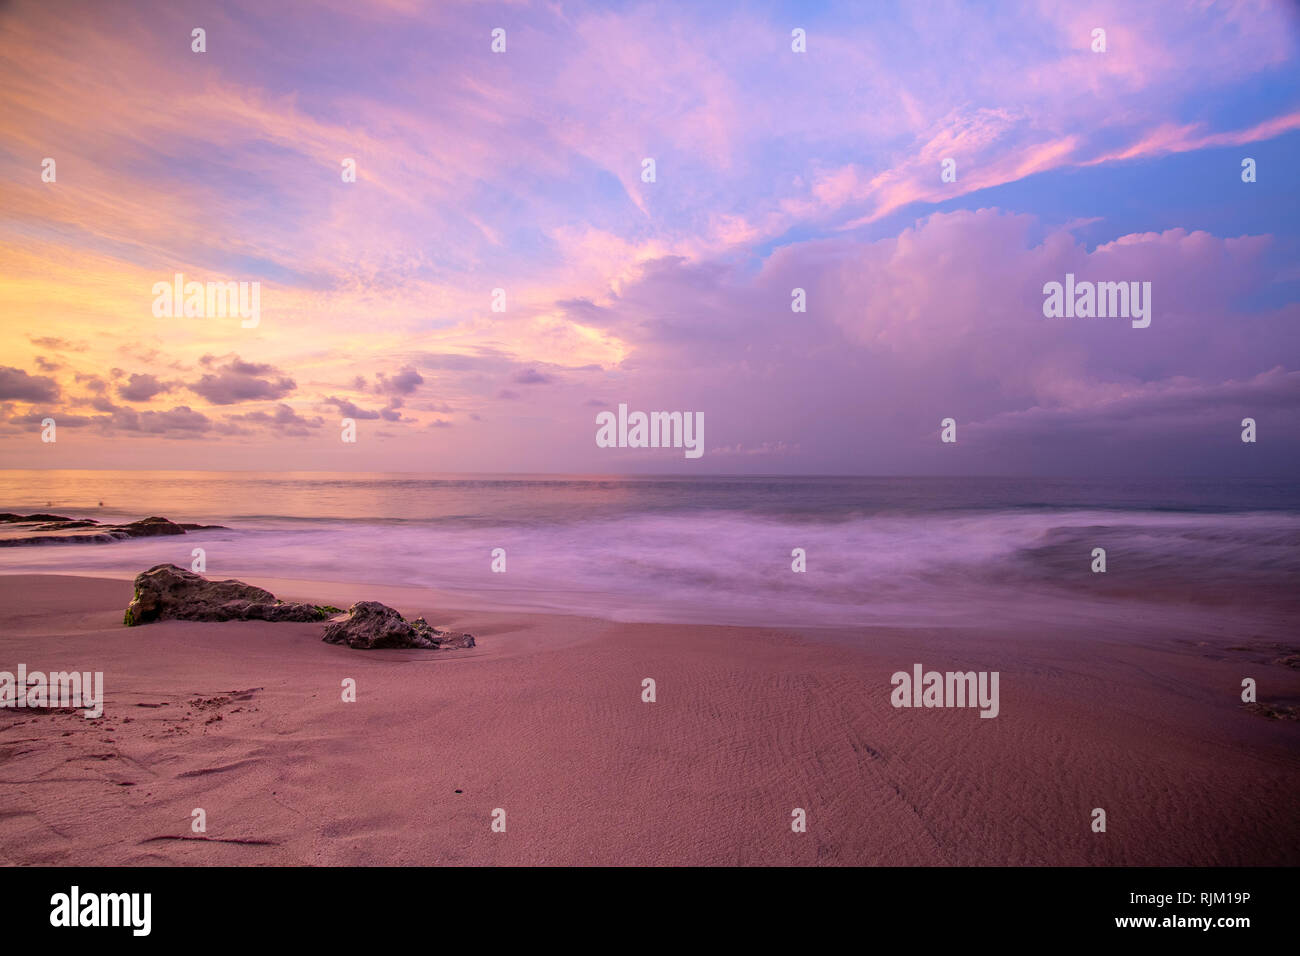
3, 571, 1297, 866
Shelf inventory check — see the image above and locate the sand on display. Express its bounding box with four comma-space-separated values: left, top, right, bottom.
1, 573, 1297, 866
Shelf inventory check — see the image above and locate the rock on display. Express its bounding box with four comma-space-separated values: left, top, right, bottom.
117, 516, 187, 537
321, 601, 476, 650
123, 564, 334, 626
0, 514, 228, 547
118, 565, 470, 652
409, 617, 476, 650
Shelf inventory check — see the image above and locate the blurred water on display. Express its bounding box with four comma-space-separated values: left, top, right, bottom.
1, 471, 1296, 628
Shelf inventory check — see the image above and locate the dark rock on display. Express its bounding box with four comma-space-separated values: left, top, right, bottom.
118, 516, 187, 537
0, 514, 228, 547
0, 530, 120, 547
321, 601, 476, 650
410, 617, 476, 650
123, 564, 333, 626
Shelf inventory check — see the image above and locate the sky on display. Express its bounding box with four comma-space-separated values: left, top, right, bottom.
1, 0, 1298, 475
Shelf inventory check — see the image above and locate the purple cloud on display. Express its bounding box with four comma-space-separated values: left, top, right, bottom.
117, 373, 173, 402
190, 357, 296, 405
375, 366, 425, 395
511, 368, 554, 385
0, 366, 60, 402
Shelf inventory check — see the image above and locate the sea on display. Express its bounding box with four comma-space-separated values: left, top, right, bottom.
1, 471, 1297, 631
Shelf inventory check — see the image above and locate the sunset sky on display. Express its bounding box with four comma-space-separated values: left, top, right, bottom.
1, 0, 1298, 474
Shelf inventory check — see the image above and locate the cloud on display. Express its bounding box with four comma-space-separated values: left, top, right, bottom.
0, 366, 60, 402
27, 336, 85, 352
9, 411, 96, 427
511, 368, 554, 385
116, 405, 214, 436
375, 365, 425, 395
117, 372, 173, 402
558, 207, 1299, 472
118, 345, 189, 371
322, 396, 383, 420
6, 403, 214, 437
189, 357, 296, 405
229, 402, 324, 436
411, 399, 453, 413
971, 368, 1300, 442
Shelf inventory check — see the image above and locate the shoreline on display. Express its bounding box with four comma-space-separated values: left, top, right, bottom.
1, 573, 1297, 866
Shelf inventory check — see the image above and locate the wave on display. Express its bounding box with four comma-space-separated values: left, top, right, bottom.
2, 506, 1296, 628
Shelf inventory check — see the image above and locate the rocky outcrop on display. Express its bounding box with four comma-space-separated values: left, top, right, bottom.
0, 514, 226, 547
321, 601, 476, 650
120, 565, 475, 652
123, 564, 339, 626
117, 516, 187, 537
